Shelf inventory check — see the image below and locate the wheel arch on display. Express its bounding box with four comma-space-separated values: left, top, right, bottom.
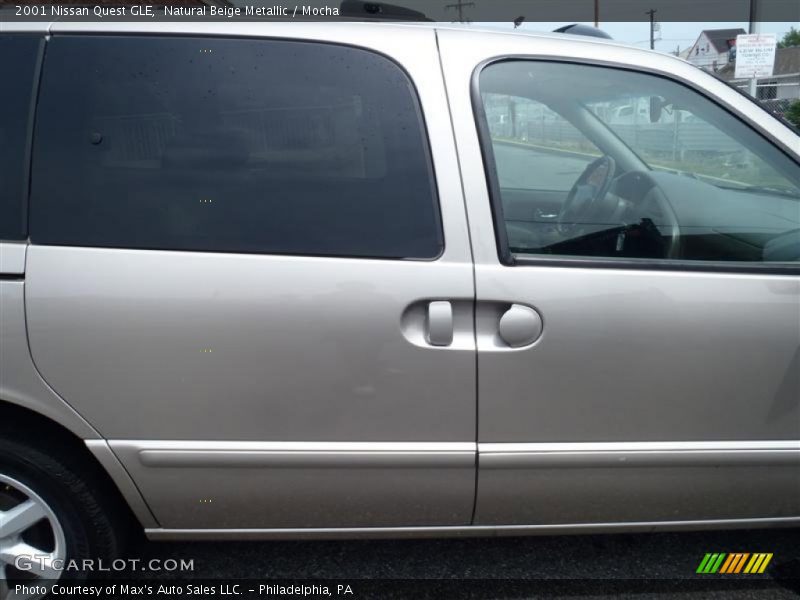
0, 399, 158, 529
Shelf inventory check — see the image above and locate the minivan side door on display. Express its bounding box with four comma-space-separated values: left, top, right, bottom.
25, 27, 477, 531
440, 29, 800, 528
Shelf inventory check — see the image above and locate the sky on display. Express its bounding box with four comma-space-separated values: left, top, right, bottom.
476, 22, 797, 54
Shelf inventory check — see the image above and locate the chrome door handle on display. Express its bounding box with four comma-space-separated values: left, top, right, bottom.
498, 304, 543, 348
427, 301, 453, 347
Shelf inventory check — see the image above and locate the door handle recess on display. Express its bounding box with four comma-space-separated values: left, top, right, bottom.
427, 301, 453, 347
498, 304, 543, 348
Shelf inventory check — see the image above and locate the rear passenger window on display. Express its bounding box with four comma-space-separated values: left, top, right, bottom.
0, 36, 40, 240
30, 36, 442, 259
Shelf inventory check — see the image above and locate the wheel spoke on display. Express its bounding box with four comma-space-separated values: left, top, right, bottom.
0, 501, 47, 538
0, 543, 60, 580
0, 475, 65, 597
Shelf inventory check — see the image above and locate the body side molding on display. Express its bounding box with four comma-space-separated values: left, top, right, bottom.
117, 441, 476, 469
146, 516, 800, 541
114, 440, 800, 469
480, 441, 800, 468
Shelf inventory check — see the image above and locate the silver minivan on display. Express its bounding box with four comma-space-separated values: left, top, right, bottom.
1, 20, 798, 590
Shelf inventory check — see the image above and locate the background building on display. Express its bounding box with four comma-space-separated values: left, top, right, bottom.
685, 28, 746, 72
716, 46, 800, 101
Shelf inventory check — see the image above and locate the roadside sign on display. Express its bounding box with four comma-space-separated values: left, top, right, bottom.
734, 33, 777, 79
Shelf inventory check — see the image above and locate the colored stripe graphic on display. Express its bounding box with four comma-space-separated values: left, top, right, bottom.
710, 553, 726, 573
696, 553, 714, 573
733, 553, 750, 573
759, 554, 774, 573
697, 553, 727, 573
719, 553, 739, 573
744, 553, 774, 574
745, 554, 761, 573
719, 554, 736, 573
698, 553, 773, 574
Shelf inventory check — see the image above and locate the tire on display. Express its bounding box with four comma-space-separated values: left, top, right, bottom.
0, 434, 125, 598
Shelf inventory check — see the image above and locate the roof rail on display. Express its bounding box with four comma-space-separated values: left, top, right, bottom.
340, 1, 432, 21
553, 24, 613, 40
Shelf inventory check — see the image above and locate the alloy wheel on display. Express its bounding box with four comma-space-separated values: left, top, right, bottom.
0, 473, 65, 600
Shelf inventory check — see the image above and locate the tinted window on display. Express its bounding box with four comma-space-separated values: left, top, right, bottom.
31, 36, 441, 259
0, 36, 40, 240
478, 61, 800, 265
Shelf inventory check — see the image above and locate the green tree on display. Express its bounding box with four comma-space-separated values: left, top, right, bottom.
786, 100, 800, 128
778, 27, 800, 48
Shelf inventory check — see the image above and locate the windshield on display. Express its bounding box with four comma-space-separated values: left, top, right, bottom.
582, 84, 799, 196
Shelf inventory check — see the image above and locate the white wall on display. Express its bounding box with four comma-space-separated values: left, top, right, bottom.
686, 32, 731, 71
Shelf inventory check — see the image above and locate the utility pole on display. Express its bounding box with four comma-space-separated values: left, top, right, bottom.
646, 9, 657, 49
445, 0, 475, 23
594, 0, 599, 27
748, 0, 757, 34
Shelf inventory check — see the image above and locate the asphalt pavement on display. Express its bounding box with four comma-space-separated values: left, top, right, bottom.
493, 142, 590, 190
123, 527, 799, 599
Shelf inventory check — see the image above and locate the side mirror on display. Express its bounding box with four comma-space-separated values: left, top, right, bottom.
649, 96, 664, 123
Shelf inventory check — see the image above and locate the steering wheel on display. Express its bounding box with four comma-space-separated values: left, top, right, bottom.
558, 157, 682, 259
611, 171, 682, 259
558, 155, 616, 236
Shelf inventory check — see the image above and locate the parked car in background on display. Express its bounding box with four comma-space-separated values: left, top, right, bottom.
1, 20, 798, 595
